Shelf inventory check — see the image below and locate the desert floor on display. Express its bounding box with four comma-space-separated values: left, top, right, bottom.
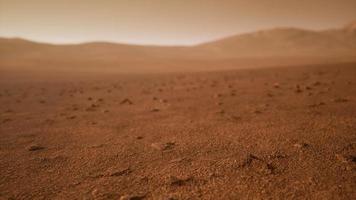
0, 63, 355, 200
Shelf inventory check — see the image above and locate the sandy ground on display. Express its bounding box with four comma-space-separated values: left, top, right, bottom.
0, 63, 356, 199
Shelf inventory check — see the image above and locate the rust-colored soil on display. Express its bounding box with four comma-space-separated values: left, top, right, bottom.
1, 63, 355, 199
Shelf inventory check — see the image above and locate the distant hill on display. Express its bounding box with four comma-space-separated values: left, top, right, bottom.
197, 25, 356, 58
344, 21, 356, 32
1, 22, 355, 72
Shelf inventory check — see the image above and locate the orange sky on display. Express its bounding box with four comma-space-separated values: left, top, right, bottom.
1, 0, 356, 45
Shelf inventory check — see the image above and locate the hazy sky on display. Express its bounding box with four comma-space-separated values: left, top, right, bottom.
1, 0, 356, 45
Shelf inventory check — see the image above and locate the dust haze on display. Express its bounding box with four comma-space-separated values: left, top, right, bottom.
1, 1, 356, 199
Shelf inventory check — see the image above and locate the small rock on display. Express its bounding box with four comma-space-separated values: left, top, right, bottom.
293, 143, 309, 149
4, 109, 14, 113
151, 142, 175, 151
106, 167, 131, 177
254, 110, 262, 114
91, 188, 99, 197
216, 110, 225, 114
313, 81, 321, 86
119, 194, 146, 200
2, 118, 12, 123
27, 145, 45, 151
308, 102, 325, 108
238, 154, 261, 168
268, 151, 287, 159
295, 85, 303, 93
168, 176, 193, 186
67, 115, 76, 120
214, 93, 223, 98
86, 107, 96, 112
295, 88, 303, 93
267, 93, 274, 97
86, 104, 99, 111
216, 102, 223, 106
336, 154, 356, 163
230, 115, 241, 121
336, 154, 348, 163
333, 98, 349, 103
169, 158, 185, 163
151, 108, 160, 112
44, 119, 55, 124
318, 102, 325, 106
120, 98, 133, 105
89, 144, 105, 148
91, 103, 99, 108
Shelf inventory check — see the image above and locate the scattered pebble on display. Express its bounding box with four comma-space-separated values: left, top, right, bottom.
67, 115, 76, 120
168, 175, 193, 186
336, 154, 356, 163
238, 154, 261, 168
254, 110, 262, 114
119, 194, 146, 200
2, 118, 12, 123
313, 81, 321, 86
89, 144, 105, 148
169, 158, 185, 163
120, 98, 133, 105
106, 167, 131, 177
295, 85, 303, 93
308, 102, 325, 108
333, 98, 349, 103
216, 110, 225, 114
214, 93, 223, 98
86, 104, 99, 111
44, 119, 55, 124
27, 145, 45, 151
151, 108, 160, 112
151, 142, 175, 151
4, 109, 14, 113
230, 115, 241, 121
293, 143, 309, 149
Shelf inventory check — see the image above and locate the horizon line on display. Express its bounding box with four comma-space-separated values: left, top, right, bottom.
1, 22, 353, 47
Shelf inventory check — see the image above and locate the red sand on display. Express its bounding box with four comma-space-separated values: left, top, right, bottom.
1, 63, 355, 199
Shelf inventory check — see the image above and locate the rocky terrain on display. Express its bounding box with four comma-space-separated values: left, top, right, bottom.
0, 63, 355, 199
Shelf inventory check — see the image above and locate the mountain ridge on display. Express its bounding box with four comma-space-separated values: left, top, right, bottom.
1, 22, 355, 72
